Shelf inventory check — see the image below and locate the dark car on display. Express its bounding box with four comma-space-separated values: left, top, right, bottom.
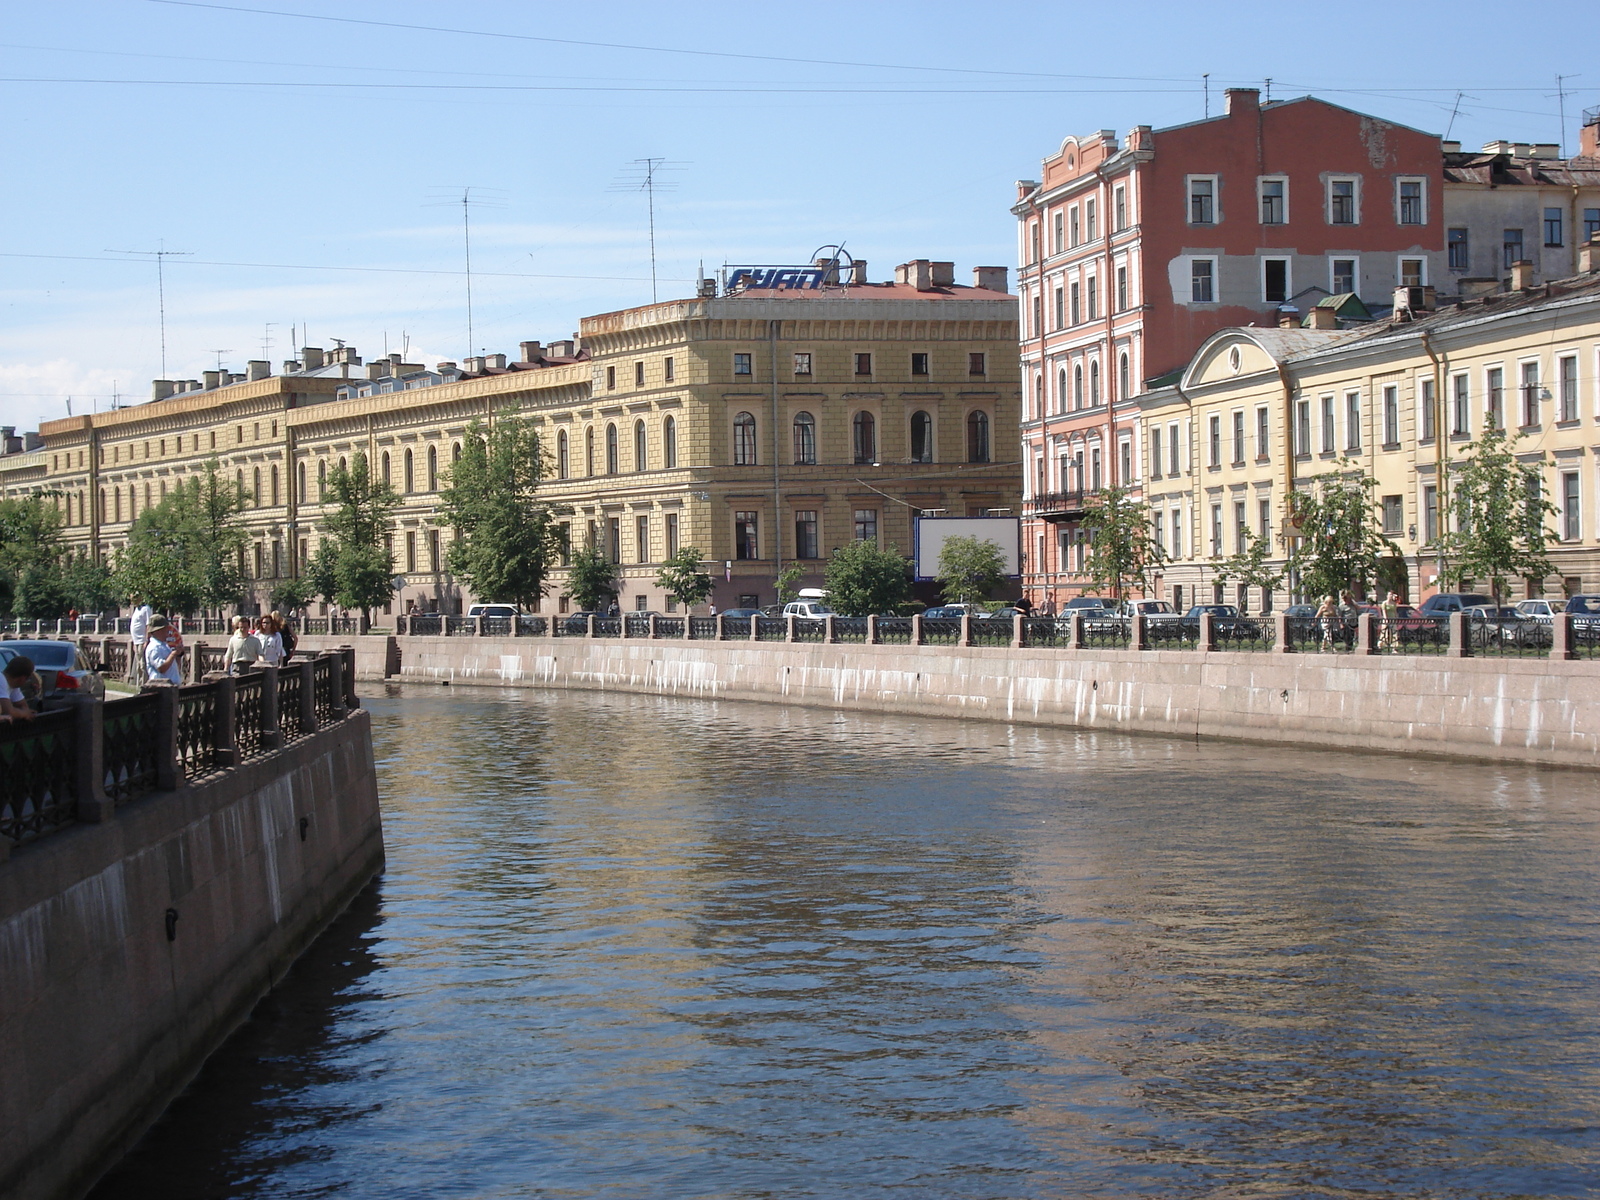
1182, 604, 1262, 641
1282, 604, 1317, 620
1419, 593, 1492, 617
718, 607, 766, 621
921, 605, 970, 620
561, 610, 605, 634
0, 639, 107, 702
1564, 595, 1600, 642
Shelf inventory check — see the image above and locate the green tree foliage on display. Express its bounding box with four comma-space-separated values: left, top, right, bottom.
317, 455, 400, 621
567, 542, 619, 611
116, 462, 249, 614
1213, 528, 1285, 596
655, 546, 714, 610
268, 576, 319, 615
1441, 426, 1554, 605
60, 555, 119, 615
774, 562, 805, 604
0, 495, 69, 617
1077, 486, 1167, 597
935, 534, 1008, 606
438, 414, 565, 610
1286, 460, 1395, 602
823, 539, 911, 616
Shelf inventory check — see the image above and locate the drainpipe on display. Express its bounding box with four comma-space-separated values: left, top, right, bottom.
1276, 358, 1298, 601
1172, 378, 1196, 605
1421, 328, 1447, 595
1023, 190, 1049, 603
769, 318, 783, 593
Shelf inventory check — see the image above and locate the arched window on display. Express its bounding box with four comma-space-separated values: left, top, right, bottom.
144, 482, 152, 511
585, 426, 595, 475
381, 452, 391, 486
252, 467, 261, 506
99, 488, 106, 522
634, 419, 647, 471
1057, 367, 1068, 415
1073, 364, 1084, 409
298, 462, 306, 502
318, 460, 327, 501
427, 445, 438, 490
733, 411, 757, 465
967, 410, 991, 463
1090, 360, 1101, 406
910, 410, 933, 463
792, 411, 816, 464
1033, 374, 1043, 419
852, 410, 876, 465
453, 442, 462, 464
1118, 352, 1131, 400
404, 449, 414, 493
271, 465, 279, 506
557, 430, 569, 478
605, 423, 619, 474
663, 416, 677, 469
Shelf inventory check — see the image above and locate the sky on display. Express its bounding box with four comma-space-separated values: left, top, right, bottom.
1, 0, 1593, 432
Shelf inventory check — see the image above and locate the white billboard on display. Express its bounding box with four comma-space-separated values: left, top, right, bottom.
913, 516, 1022, 581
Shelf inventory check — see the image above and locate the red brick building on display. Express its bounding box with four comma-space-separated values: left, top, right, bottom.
1013, 88, 1444, 609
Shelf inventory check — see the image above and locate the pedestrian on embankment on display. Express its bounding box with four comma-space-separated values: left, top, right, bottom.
1, 656, 38, 723
227, 616, 263, 674
128, 595, 153, 686
1316, 595, 1340, 652
257, 615, 286, 667
145, 616, 186, 685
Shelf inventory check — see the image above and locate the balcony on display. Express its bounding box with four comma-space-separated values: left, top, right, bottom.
1027, 488, 1100, 519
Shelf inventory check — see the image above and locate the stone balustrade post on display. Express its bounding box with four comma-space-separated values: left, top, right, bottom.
681, 612, 691, 639
327, 652, 348, 720
911, 613, 924, 646
258, 664, 282, 750
960, 613, 973, 647
648, 615, 658, 639
786, 614, 797, 643
1357, 612, 1379, 655
72, 698, 113, 823
1199, 611, 1217, 653
146, 684, 183, 790
340, 646, 359, 708
1069, 611, 1086, 649
867, 614, 879, 645
473, 615, 484, 637
298, 660, 319, 734
1550, 613, 1575, 661
1274, 612, 1292, 653
441, 614, 452, 636
586, 614, 597, 639
749, 614, 759, 641
211, 675, 238, 769
714, 613, 725, 640
1447, 611, 1471, 657
1012, 612, 1025, 649
1130, 613, 1148, 651
824, 615, 835, 644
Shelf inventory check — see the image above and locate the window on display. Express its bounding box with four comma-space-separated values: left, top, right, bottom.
1090, 446, 1102, 491
1260, 178, 1285, 224
1052, 211, 1064, 254
1486, 367, 1504, 429
634, 420, 647, 471
663, 416, 677, 469
1382, 495, 1403, 535
1382, 385, 1400, 446
1119, 352, 1130, 401
1069, 207, 1080, 246
1423, 484, 1439, 544
910, 410, 933, 463
405, 530, 416, 572
1030, 222, 1041, 262
664, 356, 675, 382
1234, 501, 1248, 553
1420, 378, 1436, 442
1398, 179, 1425, 225
427, 445, 437, 490
1070, 281, 1081, 325
1545, 207, 1564, 247
1116, 265, 1128, 312
1520, 361, 1540, 428
585, 427, 595, 475
1119, 438, 1132, 486
1210, 504, 1223, 556
1087, 277, 1098, 319
271, 466, 279, 506
1562, 472, 1581, 541
665, 512, 679, 558
793, 411, 817, 464
634, 361, 645, 386
606, 365, 617, 390
1503, 229, 1524, 270
298, 462, 307, 502
1208, 414, 1221, 466
607, 518, 621, 564
1295, 399, 1311, 456
852, 411, 876, 464
1320, 395, 1335, 453
1073, 364, 1084, 409
1345, 391, 1362, 450
1559, 355, 1579, 422
403, 448, 414, 493
380, 451, 391, 487
853, 509, 878, 544
428, 529, 441, 573
1263, 257, 1289, 303
733, 353, 752, 377
794, 510, 819, 558
606, 423, 619, 474
1258, 499, 1272, 550
1085, 198, 1097, 241
1329, 178, 1357, 224
1188, 177, 1216, 224
911, 352, 929, 376
1448, 228, 1469, 271
1052, 286, 1064, 329
1399, 258, 1426, 287
1191, 258, 1215, 303
1168, 422, 1181, 475
1150, 427, 1163, 479
966, 410, 991, 463
792, 352, 812, 376
1089, 360, 1100, 406
1171, 512, 1184, 559
1256, 406, 1270, 459
854, 352, 872, 376
1114, 185, 1127, 231
1451, 374, 1470, 435
969, 352, 986, 376
1153, 512, 1166, 555
733, 411, 757, 465
1586, 208, 1600, 242
557, 430, 569, 478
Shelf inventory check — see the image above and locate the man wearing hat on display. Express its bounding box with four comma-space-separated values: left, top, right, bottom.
144, 615, 187, 685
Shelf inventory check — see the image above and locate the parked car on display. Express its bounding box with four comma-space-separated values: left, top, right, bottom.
466, 603, 522, 620
921, 604, 972, 619
782, 600, 834, 620
1062, 596, 1110, 610
561, 610, 604, 634
0, 639, 107, 702
979, 606, 1026, 620
1465, 604, 1549, 648
1565, 594, 1600, 642
1180, 604, 1263, 641
718, 607, 765, 621
1282, 604, 1317, 620
1419, 593, 1492, 617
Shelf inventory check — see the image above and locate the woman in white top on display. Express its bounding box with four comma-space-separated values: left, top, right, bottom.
256, 615, 286, 667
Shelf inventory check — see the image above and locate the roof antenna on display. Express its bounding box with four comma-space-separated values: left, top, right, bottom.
1556, 74, 1575, 158
1444, 91, 1464, 143
1203, 73, 1210, 119
104, 241, 192, 378
1264, 77, 1272, 104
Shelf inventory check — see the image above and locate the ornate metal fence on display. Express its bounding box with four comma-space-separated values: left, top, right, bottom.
515, 615, 549, 636
689, 617, 719, 640
624, 615, 652, 638
311, 657, 336, 725
593, 616, 622, 638
233, 673, 266, 760
1373, 617, 1447, 655
1021, 616, 1069, 648
755, 617, 787, 642
969, 618, 1014, 648
0, 709, 79, 846
1081, 618, 1131, 651
876, 617, 913, 645
277, 668, 304, 741
831, 617, 870, 644
919, 618, 964, 646
655, 617, 685, 638
176, 682, 220, 779
792, 619, 827, 644
102, 692, 161, 804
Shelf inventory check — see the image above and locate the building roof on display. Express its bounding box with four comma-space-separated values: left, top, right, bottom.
722, 281, 1012, 301
1443, 149, 1600, 188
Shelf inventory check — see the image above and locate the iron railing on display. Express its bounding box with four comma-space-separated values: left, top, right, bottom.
1373, 617, 1447, 655
176, 682, 220, 779
311, 657, 336, 725
1082, 619, 1131, 651
1212, 618, 1273, 653
655, 617, 685, 639
920, 617, 964, 646
515, 615, 549, 636
593, 617, 622, 638
624, 615, 652, 638
969, 618, 1014, 648
102, 692, 161, 804
277, 668, 304, 741
1021, 616, 1069, 648
755, 617, 787, 642
689, 616, 719, 640
233, 672, 266, 760
876, 617, 914, 645
0, 709, 79, 846
792, 618, 827, 644
832, 617, 870, 644
1285, 616, 1356, 654
1467, 619, 1550, 659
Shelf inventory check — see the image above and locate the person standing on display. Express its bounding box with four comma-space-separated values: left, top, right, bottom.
257, 615, 286, 667
145, 616, 187, 685
1380, 592, 1400, 651
1316, 594, 1340, 652
128, 595, 153, 685
226, 616, 263, 674
272, 609, 298, 663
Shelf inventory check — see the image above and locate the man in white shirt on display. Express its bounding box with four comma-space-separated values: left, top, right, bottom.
226, 617, 263, 674
144, 616, 186, 685
129, 596, 153, 685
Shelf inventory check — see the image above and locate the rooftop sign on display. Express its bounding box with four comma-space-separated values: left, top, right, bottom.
724, 265, 829, 292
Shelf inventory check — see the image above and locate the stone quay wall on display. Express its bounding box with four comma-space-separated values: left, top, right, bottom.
390, 633, 1599, 769
0, 680, 384, 1200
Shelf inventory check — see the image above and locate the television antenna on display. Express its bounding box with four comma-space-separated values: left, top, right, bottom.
208, 349, 231, 373
427, 186, 508, 357
105, 241, 192, 378
611, 158, 685, 303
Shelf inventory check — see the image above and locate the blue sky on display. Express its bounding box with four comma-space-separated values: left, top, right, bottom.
1, 0, 1592, 431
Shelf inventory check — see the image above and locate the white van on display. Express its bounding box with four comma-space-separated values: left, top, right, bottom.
782, 600, 834, 620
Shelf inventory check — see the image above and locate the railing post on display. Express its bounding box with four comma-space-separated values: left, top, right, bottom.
146, 684, 183, 790
787, 614, 798, 642
1199, 611, 1217, 652
211, 675, 238, 768
441, 614, 452, 636
1550, 613, 1575, 661
912, 613, 924, 645
648, 614, 658, 639
714, 613, 725, 640
1012, 612, 1024, 649
682, 612, 691, 639
72, 698, 113, 822
1447, 611, 1471, 658
959, 613, 973, 647
259, 664, 282, 750
586, 613, 597, 639
1357, 612, 1379, 655
1274, 612, 1292, 653
340, 645, 359, 708
1130, 613, 1148, 651
474, 615, 485, 637
327, 652, 348, 720
867, 614, 879, 645
1069, 611, 1086, 650
823, 615, 835, 644
397, 614, 408, 636
750, 614, 759, 641
299, 660, 319, 733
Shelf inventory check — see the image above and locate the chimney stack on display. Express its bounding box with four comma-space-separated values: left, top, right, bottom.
972, 266, 1008, 292
1510, 259, 1536, 290
546, 340, 575, 358
898, 260, 934, 291
302, 347, 325, 370
929, 261, 955, 287
1277, 307, 1299, 329
246, 360, 270, 381
203, 370, 222, 390
519, 340, 542, 362
814, 256, 840, 286
1308, 306, 1339, 330
1225, 88, 1260, 116
151, 379, 175, 401
1579, 235, 1600, 274
851, 259, 868, 285
1581, 107, 1600, 159
485, 353, 507, 370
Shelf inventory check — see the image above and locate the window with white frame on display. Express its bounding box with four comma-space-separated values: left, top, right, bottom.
1331, 258, 1357, 295
1170, 509, 1183, 558
1295, 399, 1311, 456
1328, 177, 1359, 225
1256, 406, 1270, 459
1561, 471, 1581, 541
1398, 258, 1426, 287
1320, 395, 1335, 453
1232, 410, 1245, 464
1150, 426, 1162, 479
1190, 257, 1216, 303
1260, 177, 1287, 224
1114, 185, 1127, 231
1451, 373, 1469, 435
1419, 377, 1435, 442
1558, 354, 1579, 422
1262, 257, 1290, 303
1397, 177, 1426, 225
1069, 206, 1081, 246
1168, 421, 1182, 475
1086, 197, 1098, 241
1382, 384, 1400, 446
1052, 210, 1064, 255
1211, 503, 1223, 556
1486, 366, 1504, 429
1520, 360, 1541, 428
1187, 176, 1217, 225
1345, 390, 1361, 450
1208, 414, 1221, 467
1234, 500, 1248, 553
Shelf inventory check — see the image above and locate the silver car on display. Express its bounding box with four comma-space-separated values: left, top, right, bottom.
0, 639, 107, 702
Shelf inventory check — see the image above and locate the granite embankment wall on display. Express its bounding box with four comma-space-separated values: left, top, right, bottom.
0, 713, 384, 1200
384, 635, 1599, 768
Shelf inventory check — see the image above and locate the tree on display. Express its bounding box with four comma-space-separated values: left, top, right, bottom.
1285, 461, 1395, 602
936, 535, 1008, 606
317, 455, 400, 622
823, 539, 911, 616
1077, 486, 1167, 598
116, 462, 249, 614
1213, 528, 1285, 598
60, 554, 119, 615
0, 495, 70, 617
775, 563, 805, 604
268, 576, 319, 615
567, 542, 619, 611
656, 546, 714, 610
1441, 426, 1554, 605
438, 413, 565, 610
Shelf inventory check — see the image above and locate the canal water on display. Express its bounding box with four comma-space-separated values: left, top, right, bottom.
93, 686, 1600, 1198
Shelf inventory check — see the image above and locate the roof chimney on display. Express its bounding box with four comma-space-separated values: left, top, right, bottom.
302, 347, 325, 370
151, 379, 175, 401
486, 353, 507, 370
901, 259, 934, 291
1581, 107, 1600, 159
366, 362, 389, 380
1225, 88, 1259, 116
813, 256, 841, 286
929, 261, 955, 287
1510, 259, 1536, 290
972, 266, 1008, 292
850, 259, 868, 285
1307, 306, 1339, 330
464, 356, 486, 373
1579, 235, 1600, 274
519, 340, 542, 362
246, 360, 270, 381
546, 340, 575, 359
1277, 307, 1299, 329
203, 370, 222, 390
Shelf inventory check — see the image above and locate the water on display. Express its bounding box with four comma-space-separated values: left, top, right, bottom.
92, 686, 1600, 1198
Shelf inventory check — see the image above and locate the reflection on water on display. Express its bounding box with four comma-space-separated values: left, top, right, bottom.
93, 686, 1600, 1198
